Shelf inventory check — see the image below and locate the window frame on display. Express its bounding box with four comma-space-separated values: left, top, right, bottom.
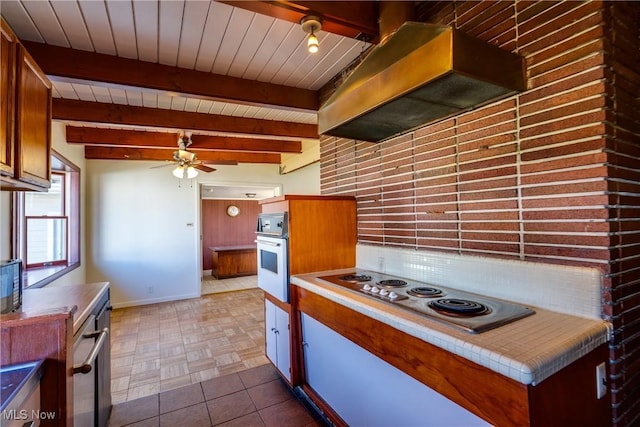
13, 149, 81, 288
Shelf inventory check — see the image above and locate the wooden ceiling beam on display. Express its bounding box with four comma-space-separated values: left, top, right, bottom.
53, 99, 318, 139
65, 127, 302, 153
84, 146, 281, 164
23, 41, 319, 112
220, 1, 380, 41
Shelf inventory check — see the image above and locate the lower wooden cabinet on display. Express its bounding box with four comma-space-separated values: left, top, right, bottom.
210, 246, 256, 279
265, 298, 291, 382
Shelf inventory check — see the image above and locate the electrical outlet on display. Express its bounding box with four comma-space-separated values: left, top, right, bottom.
596, 362, 607, 399
148, 285, 154, 294
378, 256, 385, 272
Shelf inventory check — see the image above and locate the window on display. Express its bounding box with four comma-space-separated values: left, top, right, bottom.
14, 150, 80, 287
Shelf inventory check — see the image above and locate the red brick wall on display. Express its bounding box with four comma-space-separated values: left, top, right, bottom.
319, 1, 640, 425
602, 2, 640, 425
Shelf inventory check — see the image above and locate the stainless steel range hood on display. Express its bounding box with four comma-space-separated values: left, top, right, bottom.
318, 23, 526, 143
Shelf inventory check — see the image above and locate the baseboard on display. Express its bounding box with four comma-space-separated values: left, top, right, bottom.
111, 292, 201, 309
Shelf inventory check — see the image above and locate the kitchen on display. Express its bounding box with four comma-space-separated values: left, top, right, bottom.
1, 1, 640, 427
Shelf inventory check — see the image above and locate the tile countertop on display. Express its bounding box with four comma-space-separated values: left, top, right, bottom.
292, 269, 611, 386
2, 282, 110, 335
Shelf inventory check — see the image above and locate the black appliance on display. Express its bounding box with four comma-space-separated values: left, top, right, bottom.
318, 270, 535, 333
1, 259, 23, 314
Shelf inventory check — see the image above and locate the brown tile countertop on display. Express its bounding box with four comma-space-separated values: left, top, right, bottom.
1, 282, 109, 335
292, 269, 611, 386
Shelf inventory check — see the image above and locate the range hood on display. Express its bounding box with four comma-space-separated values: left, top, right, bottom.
318, 23, 526, 143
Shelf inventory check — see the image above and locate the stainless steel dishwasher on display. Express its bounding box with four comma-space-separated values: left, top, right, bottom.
72, 291, 111, 427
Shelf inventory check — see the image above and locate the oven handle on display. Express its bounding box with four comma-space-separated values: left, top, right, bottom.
73, 328, 109, 375
255, 239, 281, 247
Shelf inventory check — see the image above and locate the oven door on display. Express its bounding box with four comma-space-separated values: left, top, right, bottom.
256, 235, 288, 302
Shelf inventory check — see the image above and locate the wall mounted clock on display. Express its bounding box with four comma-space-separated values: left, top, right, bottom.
226, 205, 240, 217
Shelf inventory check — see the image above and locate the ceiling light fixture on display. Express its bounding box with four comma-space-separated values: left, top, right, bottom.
301, 15, 322, 54
172, 165, 198, 179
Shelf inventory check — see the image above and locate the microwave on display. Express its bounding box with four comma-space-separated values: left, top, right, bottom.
1, 259, 23, 314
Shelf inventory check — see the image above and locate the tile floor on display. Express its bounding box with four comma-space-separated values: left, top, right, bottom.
109, 276, 325, 426
110, 276, 266, 404
201, 275, 259, 295
108, 364, 324, 427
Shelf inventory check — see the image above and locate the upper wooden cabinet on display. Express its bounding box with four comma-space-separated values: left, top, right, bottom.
1, 18, 17, 178
1, 18, 51, 191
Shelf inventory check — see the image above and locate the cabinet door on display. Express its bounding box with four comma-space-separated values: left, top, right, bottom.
264, 299, 278, 366
264, 299, 291, 382
96, 302, 111, 427
0, 19, 16, 176
301, 313, 489, 427
275, 305, 290, 381
15, 44, 51, 189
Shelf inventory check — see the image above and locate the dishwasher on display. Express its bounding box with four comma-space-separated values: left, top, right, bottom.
73, 291, 111, 427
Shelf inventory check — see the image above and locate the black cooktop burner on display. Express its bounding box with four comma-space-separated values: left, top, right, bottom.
339, 274, 372, 283
377, 279, 408, 288
429, 299, 490, 316
407, 287, 443, 298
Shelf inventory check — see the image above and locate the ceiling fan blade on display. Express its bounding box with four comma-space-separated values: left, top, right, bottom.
202, 160, 239, 166
150, 161, 176, 169
194, 164, 216, 173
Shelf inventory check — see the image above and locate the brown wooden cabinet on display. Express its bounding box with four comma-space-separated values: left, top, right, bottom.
210, 245, 257, 279
260, 195, 357, 276
1, 17, 51, 192
259, 195, 357, 387
1, 18, 17, 177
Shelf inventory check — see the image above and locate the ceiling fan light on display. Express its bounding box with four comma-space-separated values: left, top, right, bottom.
186, 166, 198, 179
307, 33, 319, 53
172, 165, 185, 178
301, 15, 322, 54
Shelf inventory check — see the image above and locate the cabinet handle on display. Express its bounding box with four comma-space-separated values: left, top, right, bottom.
73, 328, 109, 374
271, 327, 277, 332
302, 341, 309, 347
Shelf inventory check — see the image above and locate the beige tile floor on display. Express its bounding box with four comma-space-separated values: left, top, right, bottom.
110, 276, 266, 404
108, 364, 324, 427
201, 274, 259, 295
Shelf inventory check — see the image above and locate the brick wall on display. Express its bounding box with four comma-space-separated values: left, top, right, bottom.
319, 1, 640, 425
602, 2, 640, 425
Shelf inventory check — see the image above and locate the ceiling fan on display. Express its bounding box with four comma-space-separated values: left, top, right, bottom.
155, 132, 216, 179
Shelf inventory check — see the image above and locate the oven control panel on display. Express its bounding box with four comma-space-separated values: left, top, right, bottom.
256, 212, 288, 237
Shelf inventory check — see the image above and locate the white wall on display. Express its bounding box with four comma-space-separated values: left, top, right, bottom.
86, 155, 319, 308
1, 122, 319, 305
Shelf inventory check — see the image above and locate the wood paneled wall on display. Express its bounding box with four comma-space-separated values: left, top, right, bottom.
201, 199, 259, 270
319, 2, 640, 426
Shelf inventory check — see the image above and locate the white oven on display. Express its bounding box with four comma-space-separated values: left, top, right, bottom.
256, 213, 289, 302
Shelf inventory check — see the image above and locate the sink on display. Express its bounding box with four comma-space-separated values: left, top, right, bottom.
0, 359, 44, 411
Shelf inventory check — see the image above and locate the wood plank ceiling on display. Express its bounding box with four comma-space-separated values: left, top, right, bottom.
1, 0, 379, 166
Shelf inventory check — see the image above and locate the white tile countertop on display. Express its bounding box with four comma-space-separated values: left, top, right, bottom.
292, 269, 612, 385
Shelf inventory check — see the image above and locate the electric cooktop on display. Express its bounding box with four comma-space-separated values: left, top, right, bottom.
318, 270, 535, 333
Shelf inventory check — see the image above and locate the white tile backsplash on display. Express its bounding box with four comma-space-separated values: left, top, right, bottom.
356, 244, 602, 319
